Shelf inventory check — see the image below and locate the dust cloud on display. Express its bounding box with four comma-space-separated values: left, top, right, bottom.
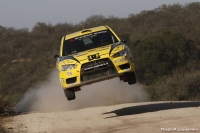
16, 70, 149, 113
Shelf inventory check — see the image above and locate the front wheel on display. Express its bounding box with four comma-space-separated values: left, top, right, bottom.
64, 88, 76, 101
126, 72, 137, 85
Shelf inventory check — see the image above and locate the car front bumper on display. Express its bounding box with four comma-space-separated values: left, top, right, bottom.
58, 55, 135, 89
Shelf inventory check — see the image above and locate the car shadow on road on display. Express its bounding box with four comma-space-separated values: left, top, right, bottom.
103, 101, 200, 118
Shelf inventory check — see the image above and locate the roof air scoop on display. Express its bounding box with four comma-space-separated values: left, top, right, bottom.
81, 29, 92, 34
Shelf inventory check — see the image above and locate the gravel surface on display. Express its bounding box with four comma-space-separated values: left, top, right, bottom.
4, 101, 200, 133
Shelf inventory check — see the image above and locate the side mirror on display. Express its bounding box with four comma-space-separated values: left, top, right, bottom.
54, 54, 59, 58
122, 39, 127, 43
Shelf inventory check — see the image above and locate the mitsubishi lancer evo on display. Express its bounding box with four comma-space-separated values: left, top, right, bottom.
54, 25, 136, 100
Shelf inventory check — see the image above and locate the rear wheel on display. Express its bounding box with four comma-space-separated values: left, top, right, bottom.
64, 88, 76, 101
126, 72, 136, 85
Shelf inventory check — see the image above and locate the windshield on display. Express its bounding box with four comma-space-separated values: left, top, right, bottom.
62, 30, 119, 56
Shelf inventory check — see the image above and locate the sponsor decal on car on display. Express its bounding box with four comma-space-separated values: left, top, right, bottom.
88, 53, 100, 61
67, 72, 72, 76
84, 62, 109, 71
61, 78, 65, 83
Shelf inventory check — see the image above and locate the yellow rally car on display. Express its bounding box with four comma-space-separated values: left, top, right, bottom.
54, 25, 136, 100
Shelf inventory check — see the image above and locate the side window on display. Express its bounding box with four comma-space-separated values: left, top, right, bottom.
63, 40, 72, 56
108, 30, 118, 43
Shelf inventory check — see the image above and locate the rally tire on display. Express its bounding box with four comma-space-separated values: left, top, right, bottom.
126, 72, 137, 85
64, 88, 76, 101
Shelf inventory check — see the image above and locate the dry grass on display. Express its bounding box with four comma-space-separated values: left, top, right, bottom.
0, 98, 16, 133
0, 116, 15, 133
11, 58, 31, 64
0, 117, 6, 133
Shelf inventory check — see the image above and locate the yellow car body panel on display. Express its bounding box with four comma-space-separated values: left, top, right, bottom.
55, 25, 135, 90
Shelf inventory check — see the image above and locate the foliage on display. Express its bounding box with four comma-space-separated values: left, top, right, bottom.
146, 70, 200, 101
132, 32, 199, 85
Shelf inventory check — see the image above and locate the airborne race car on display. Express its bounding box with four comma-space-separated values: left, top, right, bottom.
54, 25, 136, 100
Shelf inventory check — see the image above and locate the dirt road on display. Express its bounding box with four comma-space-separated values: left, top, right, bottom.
5, 101, 200, 133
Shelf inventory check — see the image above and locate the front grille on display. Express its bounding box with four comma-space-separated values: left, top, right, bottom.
81, 68, 116, 81
81, 58, 113, 74
81, 58, 117, 81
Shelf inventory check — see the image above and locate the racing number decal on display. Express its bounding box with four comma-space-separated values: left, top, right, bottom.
88, 53, 100, 61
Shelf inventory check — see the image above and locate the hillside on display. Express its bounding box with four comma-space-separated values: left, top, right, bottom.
0, 2, 200, 118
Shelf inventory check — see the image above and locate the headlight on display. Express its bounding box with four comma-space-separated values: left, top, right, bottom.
113, 49, 128, 58
62, 64, 77, 71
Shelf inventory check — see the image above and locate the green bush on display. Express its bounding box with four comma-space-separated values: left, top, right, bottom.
146, 70, 200, 101
132, 32, 199, 85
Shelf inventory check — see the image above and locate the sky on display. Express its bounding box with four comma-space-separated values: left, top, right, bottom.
0, 0, 200, 30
